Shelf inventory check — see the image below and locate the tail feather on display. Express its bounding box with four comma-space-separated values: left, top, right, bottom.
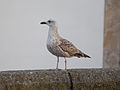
83, 53, 91, 58
74, 53, 91, 58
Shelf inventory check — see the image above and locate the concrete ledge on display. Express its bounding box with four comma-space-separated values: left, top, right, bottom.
0, 68, 120, 90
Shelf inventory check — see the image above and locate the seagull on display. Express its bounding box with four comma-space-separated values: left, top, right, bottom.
40, 19, 91, 70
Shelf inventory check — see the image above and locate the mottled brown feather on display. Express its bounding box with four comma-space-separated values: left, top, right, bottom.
59, 38, 84, 57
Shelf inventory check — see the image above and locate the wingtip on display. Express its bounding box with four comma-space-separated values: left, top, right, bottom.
88, 56, 91, 58
84, 54, 91, 58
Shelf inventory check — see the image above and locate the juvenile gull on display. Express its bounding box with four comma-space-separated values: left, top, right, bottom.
40, 20, 90, 70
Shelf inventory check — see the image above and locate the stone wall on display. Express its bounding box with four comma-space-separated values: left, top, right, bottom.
0, 69, 120, 90
104, 0, 120, 67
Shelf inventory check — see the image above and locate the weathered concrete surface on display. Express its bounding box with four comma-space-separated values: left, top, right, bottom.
0, 69, 120, 90
104, 0, 120, 67
0, 70, 70, 90
70, 69, 120, 90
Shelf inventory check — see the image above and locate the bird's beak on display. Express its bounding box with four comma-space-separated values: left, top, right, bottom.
40, 22, 47, 24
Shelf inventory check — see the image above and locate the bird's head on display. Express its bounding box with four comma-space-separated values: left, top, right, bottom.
40, 19, 57, 27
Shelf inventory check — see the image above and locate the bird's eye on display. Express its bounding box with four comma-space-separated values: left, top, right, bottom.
48, 20, 51, 23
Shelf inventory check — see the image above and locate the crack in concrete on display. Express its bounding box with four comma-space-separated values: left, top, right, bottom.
67, 72, 73, 90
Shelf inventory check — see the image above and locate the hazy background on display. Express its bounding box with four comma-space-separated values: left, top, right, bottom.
0, 0, 104, 71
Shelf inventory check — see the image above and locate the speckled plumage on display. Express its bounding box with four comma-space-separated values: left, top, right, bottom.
41, 20, 90, 70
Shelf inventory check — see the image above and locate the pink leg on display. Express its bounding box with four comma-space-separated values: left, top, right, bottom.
56, 57, 59, 70
64, 58, 67, 71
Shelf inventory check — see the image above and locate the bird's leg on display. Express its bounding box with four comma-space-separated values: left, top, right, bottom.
56, 57, 59, 70
64, 57, 67, 71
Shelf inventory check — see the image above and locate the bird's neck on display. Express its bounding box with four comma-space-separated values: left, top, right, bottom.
48, 26, 60, 39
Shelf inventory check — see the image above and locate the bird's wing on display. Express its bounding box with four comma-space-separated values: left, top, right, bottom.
58, 38, 83, 56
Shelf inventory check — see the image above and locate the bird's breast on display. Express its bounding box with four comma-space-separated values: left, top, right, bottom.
46, 38, 68, 57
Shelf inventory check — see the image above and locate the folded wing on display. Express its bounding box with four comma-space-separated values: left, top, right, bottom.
59, 38, 90, 58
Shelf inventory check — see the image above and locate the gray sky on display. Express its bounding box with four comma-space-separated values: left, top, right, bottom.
0, 0, 105, 71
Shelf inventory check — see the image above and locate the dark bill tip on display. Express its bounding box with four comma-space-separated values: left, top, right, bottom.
40, 22, 47, 24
